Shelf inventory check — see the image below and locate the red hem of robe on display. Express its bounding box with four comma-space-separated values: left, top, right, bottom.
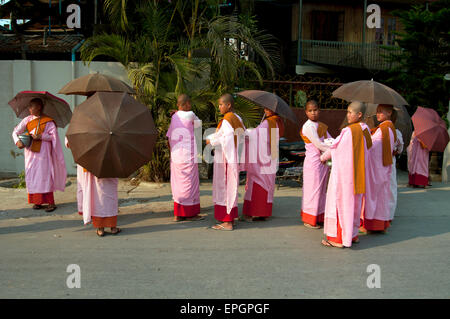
242, 183, 272, 217
362, 219, 390, 231
408, 173, 428, 187
301, 211, 324, 226
92, 216, 117, 228
78, 211, 83, 216
327, 213, 358, 245
174, 202, 200, 217
28, 192, 54, 205
214, 205, 238, 222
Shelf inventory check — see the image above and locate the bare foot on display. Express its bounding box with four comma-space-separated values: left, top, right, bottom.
173, 216, 186, 222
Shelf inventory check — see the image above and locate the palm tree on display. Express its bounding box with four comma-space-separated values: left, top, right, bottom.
80, 0, 281, 180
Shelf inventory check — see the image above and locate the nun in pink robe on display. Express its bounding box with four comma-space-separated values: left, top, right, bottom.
320, 122, 372, 248
242, 114, 283, 219
209, 112, 246, 223
407, 131, 430, 187
81, 171, 119, 231
389, 129, 403, 221
362, 120, 396, 232
166, 110, 201, 218
300, 119, 332, 227
65, 136, 84, 215
12, 115, 67, 207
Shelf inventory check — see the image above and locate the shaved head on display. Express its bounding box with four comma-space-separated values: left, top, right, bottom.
220, 93, 234, 108
348, 101, 366, 117
305, 100, 318, 109
177, 94, 191, 111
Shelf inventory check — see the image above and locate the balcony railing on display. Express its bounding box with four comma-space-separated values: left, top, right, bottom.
299, 40, 402, 71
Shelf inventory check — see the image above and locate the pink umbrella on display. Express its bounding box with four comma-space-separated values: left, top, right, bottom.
8, 91, 72, 128
411, 107, 449, 152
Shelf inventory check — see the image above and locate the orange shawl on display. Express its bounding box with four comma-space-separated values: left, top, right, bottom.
300, 121, 328, 144
377, 121, 397, 166
349, 123, 372, 194
217, 112, 245, 147
26, 115, 54, 153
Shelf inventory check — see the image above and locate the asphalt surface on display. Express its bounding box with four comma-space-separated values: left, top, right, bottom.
0, 170, 449, 299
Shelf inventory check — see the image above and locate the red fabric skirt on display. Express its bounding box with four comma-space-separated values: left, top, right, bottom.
214, 205, 238, 222
301, 211, 324, 226
409, 173, 428, 187
327, 213, 359, 245
174, 202, 200, 217
28, 192, 54, 205
361, 218, 390, 231
242, 182, 273, 217
92, 216, 117, 228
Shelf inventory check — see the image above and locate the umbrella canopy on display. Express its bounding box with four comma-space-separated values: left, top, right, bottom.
66, 92, 157, 178
411, 107, 449, 152
236, 90, 300, 125
58, 72, 135, 96
8, 91, 72, 128
332, 80, 408, 106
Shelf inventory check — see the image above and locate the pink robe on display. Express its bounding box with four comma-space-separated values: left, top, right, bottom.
166, 111, 201, 217
81, 171, 118, 225
242, 119, 280, 217
389, 129, 403, 221
12, 115, 66, 195
320, 122, 371, 247
209, 113, 246, 220
407, 132, 429, 186
301, 120, 331, 225
65, 136, 84, 214
363, 121, 395, 231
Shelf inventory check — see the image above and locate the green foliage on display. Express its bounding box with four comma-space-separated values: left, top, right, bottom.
81, 0, 279, 181
294, 90, 307, 108
384, 1, 450, 117
13, 170, 26, 189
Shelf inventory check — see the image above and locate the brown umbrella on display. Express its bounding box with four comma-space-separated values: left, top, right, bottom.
332, 80, 408, 106
411, 107, 449, 152
236, 90, 300, 125
66, 92, 157, 178
58, 72, 135, 96
8, 91, 72, 128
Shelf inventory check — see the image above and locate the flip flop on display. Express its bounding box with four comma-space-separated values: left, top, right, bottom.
186, 215, 205, 221
304, 222, 321, 229
96, 229, 105, 237
173, 217, 186, 222
211, 224, 233, 231
110, 228, 121, 235
321, 239, 344, 248
32, 204, 43, 210
45, 205, 57, 212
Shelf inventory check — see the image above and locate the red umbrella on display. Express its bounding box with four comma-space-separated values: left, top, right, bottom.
411, 107, 449, 152
8, 91, 72, 128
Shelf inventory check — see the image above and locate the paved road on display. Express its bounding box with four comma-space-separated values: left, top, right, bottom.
0, 170, 449, 298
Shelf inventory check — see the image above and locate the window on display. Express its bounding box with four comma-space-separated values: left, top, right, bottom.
375, 17, 385, 45
311, 11, 344, 42
387, 17, 397, 45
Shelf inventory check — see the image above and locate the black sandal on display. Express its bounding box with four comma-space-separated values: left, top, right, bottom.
32, 204, 43, 210
45, 205, 57, 212
110, 227, 121, 235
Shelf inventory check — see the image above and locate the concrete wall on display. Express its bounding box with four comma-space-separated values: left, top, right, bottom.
0, 60, 129, 177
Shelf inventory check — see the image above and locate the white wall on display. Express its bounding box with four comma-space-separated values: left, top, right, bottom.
442, 106, 450, 183
0, 60, 129, 176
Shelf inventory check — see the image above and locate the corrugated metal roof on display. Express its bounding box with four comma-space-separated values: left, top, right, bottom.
0, 33, 84, 53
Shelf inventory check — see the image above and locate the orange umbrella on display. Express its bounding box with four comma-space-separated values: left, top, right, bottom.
411, 107, 449, 152
66, 92, 157, 178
